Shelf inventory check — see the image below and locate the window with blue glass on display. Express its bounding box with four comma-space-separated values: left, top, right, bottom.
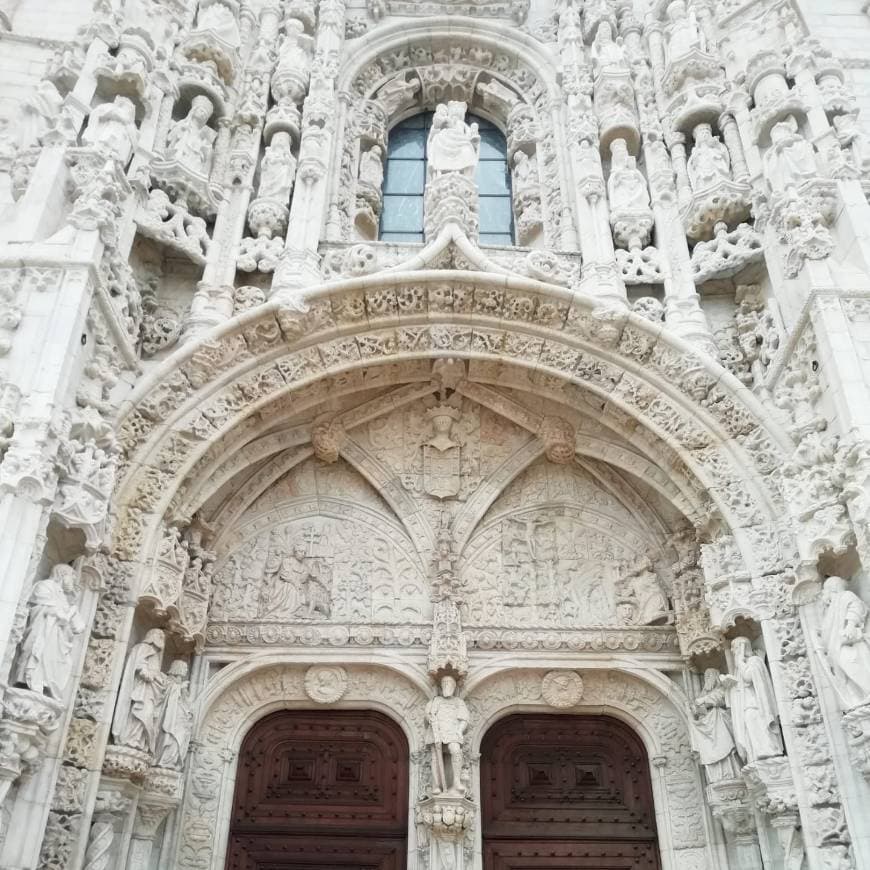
379, 112, 514, 246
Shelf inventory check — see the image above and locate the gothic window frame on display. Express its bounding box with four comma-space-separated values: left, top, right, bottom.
378, 109, 515, 246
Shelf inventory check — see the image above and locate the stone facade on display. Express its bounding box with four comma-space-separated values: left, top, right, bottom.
0, 0, 869, 868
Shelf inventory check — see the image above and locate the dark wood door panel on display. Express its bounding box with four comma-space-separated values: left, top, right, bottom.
227, 710, 408, 870
481, 715, 661, 870
225, 834, 405, 870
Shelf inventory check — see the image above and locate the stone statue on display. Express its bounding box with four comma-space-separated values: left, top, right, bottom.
111, 629, 167, 754
359, 145, 384, 189
425, 676, 469, 796
766, 115, 818, 191
12, 564, 85, 699
18, 80, 63, 149
664, 0, 705, 65
82, 96, 138, 165
512, 151, 539, 198
687, 123, 731, 191
257, 131, 297, 201
165, 95, 217, 177
689, 668, 743, 782
726, 637, 784, 763
622, 557, 670, 625
608, 138, 650, 212
427, 101, 480, 178
818, 576, 870, 710
155, 660, 194, 770
591, 21, 628, 76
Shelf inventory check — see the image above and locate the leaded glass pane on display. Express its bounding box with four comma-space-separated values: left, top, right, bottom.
477, 160, 511, 196
384, 160, 425, 195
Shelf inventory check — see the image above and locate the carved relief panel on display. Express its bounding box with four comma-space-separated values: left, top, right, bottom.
210, 503, 428, 624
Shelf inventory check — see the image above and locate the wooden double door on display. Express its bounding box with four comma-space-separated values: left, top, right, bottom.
481, 714, 661, 870
225, 710, 409, 870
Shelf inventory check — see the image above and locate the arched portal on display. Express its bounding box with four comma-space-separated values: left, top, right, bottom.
225, 709, 410, 870
480, 713, 660, 870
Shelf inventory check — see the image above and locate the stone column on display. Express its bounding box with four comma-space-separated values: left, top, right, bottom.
643, 139, 716, 355
273, 0, 346, 300
719, 112, 750, 183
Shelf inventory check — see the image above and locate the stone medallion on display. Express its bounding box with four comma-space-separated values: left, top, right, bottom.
304, 665, 349, 704
541, 670, 584, 708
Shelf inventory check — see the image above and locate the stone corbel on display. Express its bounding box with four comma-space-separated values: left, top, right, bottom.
415, 794, 475, 870
743, 756, 804, 868
126, 767, 184, 870
0, 687, 64, 816
706, 779, 765, 869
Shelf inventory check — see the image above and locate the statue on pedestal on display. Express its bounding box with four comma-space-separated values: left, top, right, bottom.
82, 96, 138, 165
818, 576, 870, 710
165, 96, 217, 178
689, 668, 743, 782
425, 676, 469, 797
664, 0, 705, 64
155, 660, 194, 770
608, 138, 650, 213
12, 565, 85, 699
111, 629, 167, 755
427, 102, 479, 178
359, 145, 384, 189
591, 21, 628, 76
726, 637, 784, 763
257, 131, 297, 202
687, 123, 731, 191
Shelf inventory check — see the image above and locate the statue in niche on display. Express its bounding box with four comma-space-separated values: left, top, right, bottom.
725, 637, 784, 763
155, 660, 194, 770
617, 556, 670, 625
818, 576, 870, 710
664, 0, 706, 65
18, 80, 63, 149
257, 131, 297, 201
607, 138, 650, 212
512, 151, 540, 199
262, 535, 332, 619
111, 629, 167, 754
165, 95, 217, 178
82, 96, 138, 165
12, 564, 85, 700
686, 123, 731, 191
358, 145, 384, 189
765, 115, 818, 191
689, 668, 743, 782
425, 676, 469, 796
427, 101, 480, 178
194, 0, 240, 46
591, 21, 628, 76
274, 20, 310, 88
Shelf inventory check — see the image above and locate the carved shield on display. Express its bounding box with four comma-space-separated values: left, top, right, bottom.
422, 444, 461, 499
